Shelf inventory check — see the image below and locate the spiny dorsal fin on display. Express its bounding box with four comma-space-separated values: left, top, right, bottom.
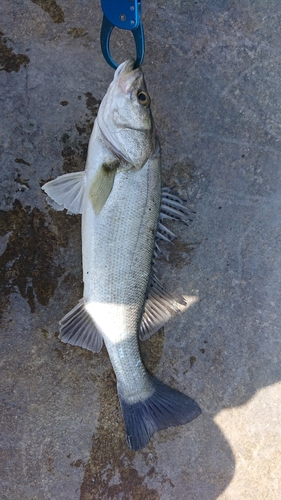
59, 299, 103, 353
89, 160, 119, 214
160, 188, 195, 224
140, 188, 193, 339
154, 188, 195, 258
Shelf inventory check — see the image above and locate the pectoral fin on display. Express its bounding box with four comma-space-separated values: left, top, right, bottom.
89, 161, 119, 214
42, 171, 86, 214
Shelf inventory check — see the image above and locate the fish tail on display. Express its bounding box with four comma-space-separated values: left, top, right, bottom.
118, 377, 201, 451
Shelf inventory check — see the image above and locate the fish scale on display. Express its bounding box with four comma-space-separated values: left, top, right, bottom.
83, 160, 160, 317
42, 59, 201, 451
84, 155, 161, 402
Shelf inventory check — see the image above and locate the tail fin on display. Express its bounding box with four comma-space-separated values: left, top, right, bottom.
118, 377, 201, 451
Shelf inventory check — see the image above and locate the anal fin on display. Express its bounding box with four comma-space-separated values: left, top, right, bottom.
59, 299, 103, 353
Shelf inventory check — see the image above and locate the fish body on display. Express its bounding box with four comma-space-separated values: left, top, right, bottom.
42, 60, 201, 450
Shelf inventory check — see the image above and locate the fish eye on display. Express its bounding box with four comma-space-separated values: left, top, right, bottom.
137, 91, 150, 107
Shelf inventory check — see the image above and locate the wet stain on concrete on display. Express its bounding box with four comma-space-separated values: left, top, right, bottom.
0, 199, 79, 314
61, 133, 86, 173
52, 346, 66, 362
15, 158, 31, 166
157, 225, 199, 270
71, 458, 85, 468
61, 94, 100, 173
166, 239, 195, 269
47, 456, 54, 472
0, 32, 30, 72
163, 161, 194, 192
140, 328, 165, 373
79, 334, 165, 499
41, 327, 49, 338
67, 28, 88, 38
190, 355, 197, 369
84, 93, 101, 116
14, 173, 30, 192
30, 0, 65, 23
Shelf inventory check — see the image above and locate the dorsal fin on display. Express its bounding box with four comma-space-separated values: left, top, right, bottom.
154, 187, 195, 258
139, 188, 193, 340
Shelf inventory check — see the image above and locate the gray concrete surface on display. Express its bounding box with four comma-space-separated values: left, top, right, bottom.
1, 1, 281, 499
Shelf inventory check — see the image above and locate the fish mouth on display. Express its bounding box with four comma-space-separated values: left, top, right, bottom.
114, 59, 139, 77
113, 59, 143, 92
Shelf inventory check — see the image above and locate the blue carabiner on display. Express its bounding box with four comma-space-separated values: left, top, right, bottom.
100, 0, 145, 70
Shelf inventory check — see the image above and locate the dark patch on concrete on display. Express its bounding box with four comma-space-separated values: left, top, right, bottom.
60, 128, 87, 171
190, 356, 196, 369
61, 95, 100, 173
0, 32, 30, 72
30, 0, 65, 23
15, 158, 31, 166
84, 93, 100, 116
67, 28, 88, 38
140, 327, 165, 373
41, 328, 49, 338
61, 135, 89, 173
52, 346, 66, 362
157, 230, 199, 270
60, 100, 69, 106
0, 200, 79, 314
47, 456, 54, 472
14, 173, 30, 192
166, 239, 195, 269
60, 272, 84, 309
70, 458, 85, 468
79, 333, 165, 499
163, 161, 194, 192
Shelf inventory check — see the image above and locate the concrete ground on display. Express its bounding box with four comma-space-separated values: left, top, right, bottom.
1, 1, 281, 498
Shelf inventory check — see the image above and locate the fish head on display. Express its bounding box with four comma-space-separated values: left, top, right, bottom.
97, 60, 156, 169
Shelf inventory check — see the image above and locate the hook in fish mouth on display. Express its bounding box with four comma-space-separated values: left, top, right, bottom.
114, 59, 142, 78
113, 59, 144, 98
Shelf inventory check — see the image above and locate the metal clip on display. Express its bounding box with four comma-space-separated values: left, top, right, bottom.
100, 0, 145, 69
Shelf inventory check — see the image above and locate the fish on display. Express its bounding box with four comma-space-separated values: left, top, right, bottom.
42, 59, 201, 451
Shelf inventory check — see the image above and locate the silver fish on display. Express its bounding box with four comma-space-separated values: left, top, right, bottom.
42, 60, 201, 451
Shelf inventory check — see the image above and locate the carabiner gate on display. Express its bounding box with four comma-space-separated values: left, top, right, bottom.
100, 0, 145, 70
